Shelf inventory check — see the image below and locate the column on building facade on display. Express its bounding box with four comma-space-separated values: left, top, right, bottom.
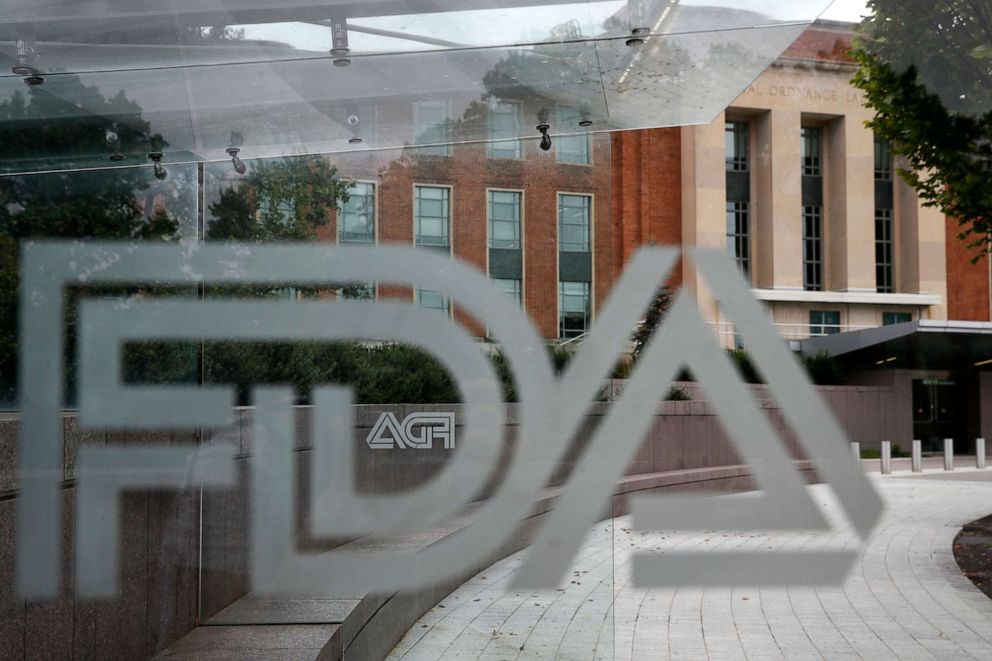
826, 115, 875, 293
753, 109, 804, 291
681, 115, 728, 321
896, 173, 948, 319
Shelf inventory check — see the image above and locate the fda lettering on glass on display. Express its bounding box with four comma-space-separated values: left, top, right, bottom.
16, 242, 880, 600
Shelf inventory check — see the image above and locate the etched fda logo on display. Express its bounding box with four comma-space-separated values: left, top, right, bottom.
366, 412, 455, 450
15, 242, 882, 600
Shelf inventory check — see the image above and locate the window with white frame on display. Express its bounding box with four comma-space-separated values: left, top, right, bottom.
414, 100, 451, 156
488, 190, 521, 249
558, 193, 591, 253
488, 101, 522, 159
492, 277, 522, 306
414, 185, 450, 247
556, 105, 590, 165
559, 281, 590, 338
338, 182, 375, 243
416, 288, 450, 315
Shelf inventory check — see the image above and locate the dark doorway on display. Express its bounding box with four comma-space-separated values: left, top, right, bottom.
913, 377, 967, 452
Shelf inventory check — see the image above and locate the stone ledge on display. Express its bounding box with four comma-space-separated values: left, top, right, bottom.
157, 462, 818, 661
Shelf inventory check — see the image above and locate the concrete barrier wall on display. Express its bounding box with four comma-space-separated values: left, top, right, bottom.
0, 381, 901, 660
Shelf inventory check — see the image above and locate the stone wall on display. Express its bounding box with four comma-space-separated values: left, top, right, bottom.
0, 381, 901, 660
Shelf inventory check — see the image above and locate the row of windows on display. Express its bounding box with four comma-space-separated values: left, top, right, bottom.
724, 122, 896, 294
809, 310, 913, 337
337, 184, 593, 252
414, 278, 590, 340
414, 100, 591, 165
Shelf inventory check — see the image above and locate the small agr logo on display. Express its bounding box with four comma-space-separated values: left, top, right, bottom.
365, 412, 455, 450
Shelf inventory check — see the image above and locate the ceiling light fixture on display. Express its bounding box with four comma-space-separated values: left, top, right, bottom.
537, 108, 552, 152
147, 152, 167, 180
227, 132, 246, 174
13, 37, 44, 84
330, 12, 351, 66
227, 147, 246, 174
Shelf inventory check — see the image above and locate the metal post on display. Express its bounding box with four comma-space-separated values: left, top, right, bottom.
944, 438, 954, 471
977, 438, 986, 470
912, 440, 922, 473
880, 441, 892, 475
852, 442, 861, 464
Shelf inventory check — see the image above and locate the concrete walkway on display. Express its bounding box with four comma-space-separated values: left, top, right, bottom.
388, 471, 992, 660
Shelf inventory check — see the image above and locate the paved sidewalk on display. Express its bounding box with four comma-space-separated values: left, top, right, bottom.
388, 471, 992, 660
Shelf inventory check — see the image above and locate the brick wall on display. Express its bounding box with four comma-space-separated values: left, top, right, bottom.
945, 215, 990, 321
332, 133, 612, 340
782, 23, 855, 63
610, 128, 683, 290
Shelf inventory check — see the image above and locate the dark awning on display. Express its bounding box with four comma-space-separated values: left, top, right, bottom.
801, 321, 992, 371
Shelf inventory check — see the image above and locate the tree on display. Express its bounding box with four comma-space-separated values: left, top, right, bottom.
0, 76, 188, 405
206, 155, 350, 242
630, 285, 674, 363
852, 0, 992, 257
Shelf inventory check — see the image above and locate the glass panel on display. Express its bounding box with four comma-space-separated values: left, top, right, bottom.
802, 126, 822, 176
415, 185, 450, 246
559, 193, 591, 252
339, 182, 376, 243
803, 206, 823, 291
414, 100, 451, 156
558, 280, 590, 338
488, 101, 522, 159
726, 201, 750, 276
492, 277, 522, 306
488, 190, 521, 249
556, 104, 591, 165
726, 121, 749, 171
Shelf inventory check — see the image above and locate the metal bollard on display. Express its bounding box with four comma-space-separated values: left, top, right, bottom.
978, 438, 987, 470
912, 440, 922, 473
944, 438, 954, 471
880, 441, 892, 475
852, 442, 861, 464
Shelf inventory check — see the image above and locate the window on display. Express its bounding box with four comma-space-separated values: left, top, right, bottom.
414, 185, 450, 247
338, 182, 375, 243
559, 194, 591, 252
803, 206, 823, 291
875, 209, 894, 293
559, 281, 590, 338
416, 288, 450, 315
414, 100, 451, 156
338, 282, 375, 300
488, 190, 521, 249
874, 135, 892, 180
802, 126, 822, 176
883, 312, 912, 326
726, 201, 750, 275
725, 121, 749, 172
488, 101, 522, 159
556, 105, 590, 165
810, 310, 840, 337
492, 278, 522, 306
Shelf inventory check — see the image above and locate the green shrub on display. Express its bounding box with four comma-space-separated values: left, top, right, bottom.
728, 349, 763, 384
800, 351, 845, 386
548, 345, 573, 375
666, 385, 692, 401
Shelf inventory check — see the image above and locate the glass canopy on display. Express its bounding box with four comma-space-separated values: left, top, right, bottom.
0, 0, 836, 173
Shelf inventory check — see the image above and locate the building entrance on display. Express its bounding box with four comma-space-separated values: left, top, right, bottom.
912, 376, 966, 452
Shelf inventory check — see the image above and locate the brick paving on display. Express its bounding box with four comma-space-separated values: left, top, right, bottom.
388, 470, 992, 660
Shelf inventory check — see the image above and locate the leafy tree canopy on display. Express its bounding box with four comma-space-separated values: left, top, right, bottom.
852, 0, 992, 257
